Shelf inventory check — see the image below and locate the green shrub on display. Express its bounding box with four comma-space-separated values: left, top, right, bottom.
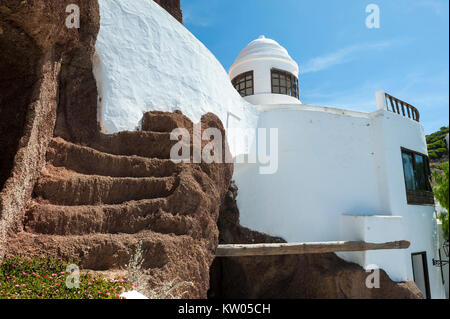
428, 139, 446, 151
429, 151, 438, 160
439, 213, 449, 241
433, 162, 449, 240
435, 148, 447, 158
0, 257, 132, 299
426, 126, 449, 160
426, 126, 449, 147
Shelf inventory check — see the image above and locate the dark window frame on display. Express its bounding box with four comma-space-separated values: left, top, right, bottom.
400, 147, 434, 206
411, 252, 431, 299
231, 71, 254, 97
271, 68, 299, 99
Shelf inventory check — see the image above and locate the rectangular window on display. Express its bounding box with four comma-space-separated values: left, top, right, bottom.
271, 69, 299, 99
401, 148, 434, 205
231, 71, 254, 97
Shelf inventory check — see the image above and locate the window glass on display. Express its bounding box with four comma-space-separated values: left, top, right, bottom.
401, 148, 433, 206
271, 69, 299, 99
402, 152, 416, 190
232, 71, 254, 97
414, 154, 428, 191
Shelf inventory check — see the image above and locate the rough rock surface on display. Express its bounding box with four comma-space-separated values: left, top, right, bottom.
154, 0, 183, 23
209, 182, 424, 299
7, 111, 233, 299
0, 0, 100, 260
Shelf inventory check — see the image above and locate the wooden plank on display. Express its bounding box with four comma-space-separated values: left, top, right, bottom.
215, 240, 410, 257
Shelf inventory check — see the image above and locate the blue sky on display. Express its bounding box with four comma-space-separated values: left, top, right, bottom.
182, 0, 449, 134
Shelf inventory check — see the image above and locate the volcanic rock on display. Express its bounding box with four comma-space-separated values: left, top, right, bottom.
0, 0, 100, 260
6, 111, 233, 299
209, 182, 424, 299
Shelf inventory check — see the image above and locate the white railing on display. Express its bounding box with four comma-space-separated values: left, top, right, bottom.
376, 91, 420, 122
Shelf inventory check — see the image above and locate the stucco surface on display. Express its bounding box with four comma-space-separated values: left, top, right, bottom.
95, 0, 258, 155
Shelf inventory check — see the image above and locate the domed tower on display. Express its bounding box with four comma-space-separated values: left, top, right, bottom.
229, 35, 301, 105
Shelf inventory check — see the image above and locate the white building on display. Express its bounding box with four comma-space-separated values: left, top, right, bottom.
94, 0, 447, 299
436, 202, 449, 298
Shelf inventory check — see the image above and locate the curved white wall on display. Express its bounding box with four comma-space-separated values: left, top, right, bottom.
233, 105, 446, 298
229, 37, 301, 105
230, 59, 301, 105
95, 0, 259, 156
94, 0, 444, 298
235, 105, 380, 242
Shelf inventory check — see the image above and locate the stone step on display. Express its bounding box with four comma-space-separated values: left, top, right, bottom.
47, 137, 180, 178
34, 167, 178, 206
5, 231, 191, 271
23, 199, 197, 237
91, 131, 188, 159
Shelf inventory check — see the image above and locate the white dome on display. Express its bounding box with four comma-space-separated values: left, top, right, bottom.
229, 36, 301, 105
230, 35, 299, 76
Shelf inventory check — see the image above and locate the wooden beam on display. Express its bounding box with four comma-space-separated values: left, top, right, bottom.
215, 240, 410, 257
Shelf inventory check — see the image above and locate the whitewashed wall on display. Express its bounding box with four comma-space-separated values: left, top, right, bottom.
436, 219, 449, 298
93, 0, 445, 298
229, 47, 301, 105
369, 110, 446, 298
234, 105, 446, 298
235, 104, 381, 241
94, 0, 258, 156
338, 214, 409, 284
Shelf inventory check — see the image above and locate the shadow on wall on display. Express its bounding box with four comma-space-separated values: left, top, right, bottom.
0, 0, 101, 192
0, 23, 39, 190
0, 0, 100, 264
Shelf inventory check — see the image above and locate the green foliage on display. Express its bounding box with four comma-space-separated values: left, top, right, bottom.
0, 257, 132, 299
427, 126, 449, 160
429, 151, 438, 160
439, 213, 449, 241
429, 140, 446, 150
427, 126, 449, 144
433, 162, 449, 240
429, 149, 447, 160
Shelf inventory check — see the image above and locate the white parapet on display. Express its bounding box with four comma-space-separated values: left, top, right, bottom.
337, 214, 408, 282
376, 91, 387, 111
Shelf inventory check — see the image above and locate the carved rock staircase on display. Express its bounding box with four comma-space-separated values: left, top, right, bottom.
6, 112, 232, 298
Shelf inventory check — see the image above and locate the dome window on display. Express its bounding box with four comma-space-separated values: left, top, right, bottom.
271, 69, 299, 99
232, 71, 254, 97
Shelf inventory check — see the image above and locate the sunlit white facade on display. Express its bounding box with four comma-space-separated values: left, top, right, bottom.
94, 0, 447, 299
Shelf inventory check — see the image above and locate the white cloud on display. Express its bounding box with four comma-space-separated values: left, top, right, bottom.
301, 41, 393, 74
